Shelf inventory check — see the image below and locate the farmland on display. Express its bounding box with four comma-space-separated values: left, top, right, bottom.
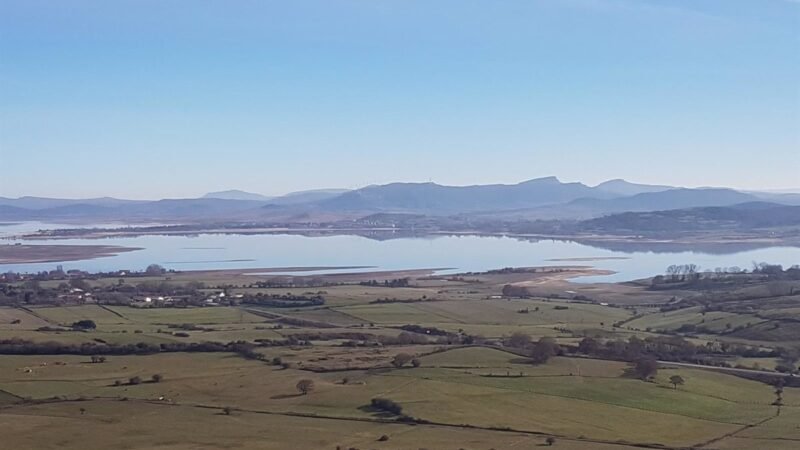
0, 265, 798, 449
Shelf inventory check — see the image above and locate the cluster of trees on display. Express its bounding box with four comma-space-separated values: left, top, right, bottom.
501, 284, 530, 298
752, 263, 800, 280
1, 264, 169, 283
0, 338, 265, 358
71, 320, 97, 330
340, 329, 478, 348
505, 333, 562, 364
485, 267, 542, 274
653, 262, 800, 288
397, 324, 448, 336
664, 264, 701, 282
359, 278, 411, 288
240, 293, 325, 308
391, 353, 420, 368
629, 358, 686, 387
113, 373, 163, 386
575, 335, 794, 370
631, 357, 659, 380
370, 398, 403, 415
0, 277, 210, 307
247, 278, 338, 288
369, 296, 431, 304
273, 329, 439, 347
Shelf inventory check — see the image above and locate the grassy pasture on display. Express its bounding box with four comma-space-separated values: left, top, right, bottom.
414, 299, 631, 326
387, 364, 780, 425
627, 306, 764, 332
0, 328, 179, 345
333, 298, 631, 329
713, 407, 800, 449
378, 371, 740, 446
0, 350, 791, 448
30, 305, 129, 326
3, 265, 800, 449
105, 305, 266, 325
419, 322, 576, 339
0, 400, 655, 450
0, 307, 50, 329
255, 344, 434, 371
420, 346, 520, 367
254, 306, 367, 326
333, 303, 449, 324
233, 285, 443, 307
729, 321, 800, 344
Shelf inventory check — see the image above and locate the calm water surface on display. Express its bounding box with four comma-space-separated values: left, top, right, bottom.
1, 222, 798, 282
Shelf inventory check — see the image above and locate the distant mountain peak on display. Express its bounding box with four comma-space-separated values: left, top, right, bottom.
202, 190, 272, 201
594, 179, 673, 196
520, 176, 562, 184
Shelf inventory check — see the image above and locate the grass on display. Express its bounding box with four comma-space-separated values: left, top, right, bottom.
0, 307, 50, 329
0, 350, 790, 448
414, 299, 631, 326
627, 306, 763, 333
333, 303, 449, 324
380, 373, 740, 446
252, 306, 367, 326
333, 298, 631, 330
2, 266, 799, 449
104, 305, 266, 325
0, 399, 656, 450
420, 346, 519, 367
387, 363, 778, 425
30, 305, 128, 326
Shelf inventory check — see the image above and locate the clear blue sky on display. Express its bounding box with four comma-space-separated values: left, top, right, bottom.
1, 0, 798, 199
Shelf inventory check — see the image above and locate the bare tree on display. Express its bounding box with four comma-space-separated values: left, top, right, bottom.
669, 375, 685, 390
296, 379, 315, 395
391, 353, 413, 368
506, 332, 532, 349
633, 358, 658, 381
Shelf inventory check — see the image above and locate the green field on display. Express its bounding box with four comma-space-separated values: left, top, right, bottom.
626, 306, 765, 333
2, 266, 798, 449
0, 348, 792, 448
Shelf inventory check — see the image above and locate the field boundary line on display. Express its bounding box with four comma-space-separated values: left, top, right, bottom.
693, 414, 778, 448
322, 307, 370, 324
125, 397, 690, 450
97, 305, 128, 320
16, 306, 57, 325
378, 369, 759, 426
0, 395, 708, 449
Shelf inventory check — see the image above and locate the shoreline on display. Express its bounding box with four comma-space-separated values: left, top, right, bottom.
0, 244, 142, 264
12, 225, 800, 248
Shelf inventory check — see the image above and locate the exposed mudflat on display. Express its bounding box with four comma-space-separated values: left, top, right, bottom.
0, 244, 142, 264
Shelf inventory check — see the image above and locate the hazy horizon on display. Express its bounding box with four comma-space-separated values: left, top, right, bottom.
2, 175, 800, 202
2, 0, 798, 199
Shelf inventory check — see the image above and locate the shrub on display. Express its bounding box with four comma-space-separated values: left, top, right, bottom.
296, 379, 315, 395
391, 353, 412, 368
71, 320, 97, 330
370, 398, 402, 415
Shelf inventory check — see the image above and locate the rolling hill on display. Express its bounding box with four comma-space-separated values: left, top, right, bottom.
1, 179, 797, 227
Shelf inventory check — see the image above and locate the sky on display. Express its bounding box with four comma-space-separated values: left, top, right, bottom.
1, 0, 798, 199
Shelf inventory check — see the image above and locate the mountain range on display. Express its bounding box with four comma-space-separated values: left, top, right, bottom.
1, 178, 799, 224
